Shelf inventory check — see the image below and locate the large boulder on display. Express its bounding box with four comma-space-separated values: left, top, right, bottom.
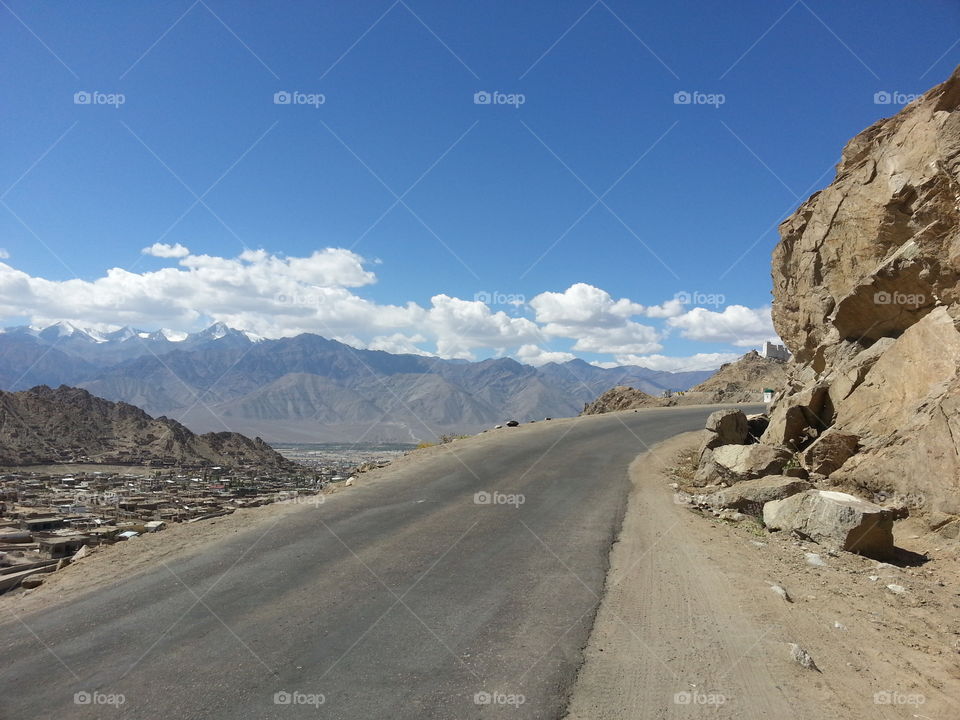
800, 431, 859, 476
695, 409, 751, 485
763, 489, 903, 559
704, 408, 749, 447
760, 384, 831, 450
705, 475, 812, 515
697, 443, 792, 485
828, 307, 960, 514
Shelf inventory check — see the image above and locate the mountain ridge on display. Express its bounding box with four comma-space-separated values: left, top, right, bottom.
0, 322, 719, 441
0, 384, 297, 469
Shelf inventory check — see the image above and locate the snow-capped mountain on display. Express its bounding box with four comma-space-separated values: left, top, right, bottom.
0, 320, 715, 442
0, 321, 263, 365
27, 321, 107, 344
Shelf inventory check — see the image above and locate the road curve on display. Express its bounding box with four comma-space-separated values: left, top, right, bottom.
0, 405, 757, 720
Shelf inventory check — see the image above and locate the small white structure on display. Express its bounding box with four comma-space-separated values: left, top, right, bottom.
760, 341, 790, 361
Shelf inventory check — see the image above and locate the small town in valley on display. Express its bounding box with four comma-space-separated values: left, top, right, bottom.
0, 448, 399, 594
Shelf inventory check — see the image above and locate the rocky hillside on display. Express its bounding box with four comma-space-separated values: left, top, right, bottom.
580, 386, 664, 414
0, 385, 296, 469
686, 351, 789, 402
584, 352, 788, 412
700, 65, 960, 528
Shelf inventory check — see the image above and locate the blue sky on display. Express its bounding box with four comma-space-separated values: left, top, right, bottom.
2, 0, 959, 370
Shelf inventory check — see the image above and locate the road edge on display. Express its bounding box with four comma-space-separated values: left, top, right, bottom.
557, 430, 703, 719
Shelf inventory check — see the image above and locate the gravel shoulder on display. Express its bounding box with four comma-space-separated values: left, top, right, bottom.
565, 431, 960, 720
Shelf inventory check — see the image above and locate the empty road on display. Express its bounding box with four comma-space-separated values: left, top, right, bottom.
1, 405, 754, 719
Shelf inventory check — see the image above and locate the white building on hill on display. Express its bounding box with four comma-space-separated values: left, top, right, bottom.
760, 341, 790, 361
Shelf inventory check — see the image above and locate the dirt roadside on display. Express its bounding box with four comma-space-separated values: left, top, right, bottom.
564, 431, 960, 720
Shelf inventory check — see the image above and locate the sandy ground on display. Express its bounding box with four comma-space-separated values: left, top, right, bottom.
564, 431, 960, 720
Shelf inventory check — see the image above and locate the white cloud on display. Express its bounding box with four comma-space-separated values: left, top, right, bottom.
0, 248, 542, 361
530, 283, 644, 326
366, 333, 433, 356
0, 251, 769, 366
427, 295, 542, 359
644, 297, 685, 318
569, 323, 662, 355
515, 344, 577, 366
606, 352, 742, 372
528, 283, 661, 356
0, 247, 380, 337
142, 242, 190, 258
667, 305, 776, 347
0, 249, 9, 260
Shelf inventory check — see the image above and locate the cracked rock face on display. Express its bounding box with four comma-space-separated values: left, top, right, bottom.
758, 65, 960, 517
772, 65, 960, 369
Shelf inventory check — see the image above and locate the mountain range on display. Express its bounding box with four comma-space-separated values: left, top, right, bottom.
0, 322, 715, 442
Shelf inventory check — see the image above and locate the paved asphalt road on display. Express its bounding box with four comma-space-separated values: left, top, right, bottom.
0, 405, 759, 720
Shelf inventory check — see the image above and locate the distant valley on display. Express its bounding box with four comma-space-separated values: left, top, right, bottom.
0, 322, 714, 442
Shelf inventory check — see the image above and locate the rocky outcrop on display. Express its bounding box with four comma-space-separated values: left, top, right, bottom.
728, 65, 960, 521
763, 490, 902, 559
693, 409, 787, 486
580, 386, 664, 414
0, 385, 298, 469
772, 66, 960, 368
586, 351, 788, 412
